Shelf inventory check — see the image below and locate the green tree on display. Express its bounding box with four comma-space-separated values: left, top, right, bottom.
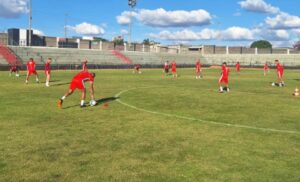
250, 40, 272, 48
143, 38, 150, 45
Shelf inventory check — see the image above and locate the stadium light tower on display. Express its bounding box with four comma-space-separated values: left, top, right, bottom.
28, 0, 32, 46
128, 0, 136, 47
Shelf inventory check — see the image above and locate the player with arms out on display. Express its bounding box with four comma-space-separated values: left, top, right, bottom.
58, 71, 96, 108
218, 62, 230, 93
44, 58, 52, 87
171, 60, 177, 78
235, 61, 240, 72
25, 58, 39, 84
9, 64, 19, 77
273, 59, 284, 87
195, 59, 202, 79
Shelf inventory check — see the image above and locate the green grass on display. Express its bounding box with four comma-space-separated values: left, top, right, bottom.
0, 68, 299, 182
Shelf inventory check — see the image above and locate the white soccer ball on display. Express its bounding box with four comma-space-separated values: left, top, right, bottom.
271, 82, 275, 86
89, 100, 97, 106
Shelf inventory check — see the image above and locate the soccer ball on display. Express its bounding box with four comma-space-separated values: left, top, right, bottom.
89, 100, 97, 106
271, 82, 275, 86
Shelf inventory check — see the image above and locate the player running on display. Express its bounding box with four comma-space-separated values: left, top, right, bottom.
235, 61, 240, 72
25, 58, 39, 84
195, 59, 202, 79
171, 61, 177, 78
9, 64, 19, 77
264, 62, 269, 76
274, 59, 284, 87
58, 71, 96, 108
44, 58, 52, 87
164, 61, 169, 75
218, 62, 230, 93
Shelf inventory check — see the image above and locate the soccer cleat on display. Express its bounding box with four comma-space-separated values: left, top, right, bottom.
80, 105, 86, 108
58, 99, 63, 109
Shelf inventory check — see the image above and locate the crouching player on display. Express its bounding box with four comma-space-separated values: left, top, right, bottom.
218, 62, 230, 93
58, 71, 96, 108
272, 59, 284, 87
10, 64, 19, 77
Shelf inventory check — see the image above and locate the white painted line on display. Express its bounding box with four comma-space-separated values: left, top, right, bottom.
115, 87, 300, 135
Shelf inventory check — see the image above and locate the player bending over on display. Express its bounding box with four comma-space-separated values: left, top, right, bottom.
25, 58, 39, 84
9, 64, 19, 77
44, 58, 52, 87
58, 71, 96, 108
195, 59, 202, 79
218, 62, 230, 93
273, 59, 284, 87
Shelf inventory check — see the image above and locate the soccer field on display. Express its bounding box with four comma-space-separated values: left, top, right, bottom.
0, 68, 299, 181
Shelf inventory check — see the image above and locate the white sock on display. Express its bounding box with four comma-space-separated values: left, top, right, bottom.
220, 86, 223, 91
80, 100, 85, 106
61, 96, 66, 100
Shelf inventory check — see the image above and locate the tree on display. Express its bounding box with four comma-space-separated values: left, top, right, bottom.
142, 38, 150, 45
250, 40, 272, 48
293, 40, 300, 50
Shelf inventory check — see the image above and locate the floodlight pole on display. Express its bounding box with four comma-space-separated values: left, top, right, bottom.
65, 13, 68, 38
128, 0, 136, 48
28, 0, 32, 46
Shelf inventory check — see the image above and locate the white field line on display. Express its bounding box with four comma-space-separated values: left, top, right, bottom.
115, 87, 300, 135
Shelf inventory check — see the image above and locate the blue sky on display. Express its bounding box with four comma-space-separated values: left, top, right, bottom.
0, 0, 300, 47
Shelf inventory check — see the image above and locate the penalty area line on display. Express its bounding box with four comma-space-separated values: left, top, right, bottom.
115, 88, 300, 135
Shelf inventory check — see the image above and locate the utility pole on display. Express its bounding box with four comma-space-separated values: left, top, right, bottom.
28, 0, 32, 46
128, 0, 136, 48
65, 13, 68, 38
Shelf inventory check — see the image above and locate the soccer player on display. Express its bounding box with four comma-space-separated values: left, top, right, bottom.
58, 71, 96, 108
25, 58, 39, 84
164, 61, 169, 75
264, 62, 269, 76
44, 58, 52, 87
195, 59, 202, 79
9, 64, 19, 77
171, 61, 177, 78
133, 64, 141, 74
235, 61, 240, 72
218, 62, 230, 93
82, 59, 88, 71
274, 59, 284, 86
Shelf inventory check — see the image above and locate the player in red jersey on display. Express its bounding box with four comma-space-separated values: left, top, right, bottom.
25, 58, 39, 84
218, 62, 230, 93
195, 59, 202, 79
171, 61, 177, 78
164, 61, 169, 75
133, 64, 141, 74
263, 62, 269, 76
9, 64, 19, 77
58, 71, 96, 108
274, 59, 284, 87
44, 58, 52, 87
235, 61, 240, 72
82, 59, 88, 71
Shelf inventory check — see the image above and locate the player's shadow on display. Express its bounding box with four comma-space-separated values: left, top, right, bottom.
62, 96, 119, 109
40, 80, 61, 84
293, 79, 300, 82
51, 82, 70, 87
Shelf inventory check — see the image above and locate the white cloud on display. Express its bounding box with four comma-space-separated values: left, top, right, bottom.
239, 0, 279, 14
149, 27, 254, 41
255, 28, 289, 40
117, 8, 212, 27
33, 29, 44, 36
0, 0, 28, 18
120, 29, 129, 35
116, 11, 136, 25
68, 22, 105, 35
265, 13, 300, 29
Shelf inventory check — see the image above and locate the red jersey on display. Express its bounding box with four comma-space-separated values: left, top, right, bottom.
45, 62, 51, 72
196, 62, 201, 72
264, 63, 268, 70
27, 60, 36, 71
73, 71, 94, 82
171, 62, 176, 72
276, 63, 283, 73
221, 65, 229, 78
236, 63, 240, 71
164, 62, 169, 69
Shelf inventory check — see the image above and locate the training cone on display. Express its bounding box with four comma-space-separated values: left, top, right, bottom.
102, 103, 109, 109
293, 87, 299, 97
